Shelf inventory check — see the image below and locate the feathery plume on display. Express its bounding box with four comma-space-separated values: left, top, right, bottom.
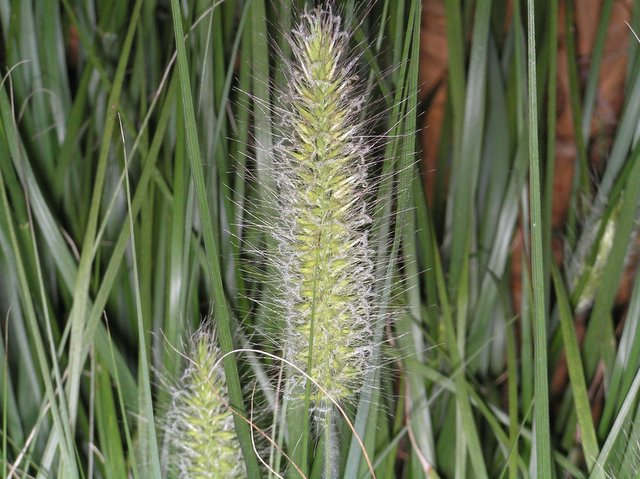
275, 6, 374, 407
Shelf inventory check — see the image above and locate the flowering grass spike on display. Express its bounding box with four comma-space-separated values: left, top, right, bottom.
276, 6, 374, 407
167, 327, 246, 479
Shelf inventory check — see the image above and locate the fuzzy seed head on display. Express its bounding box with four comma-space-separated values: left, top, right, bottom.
167, 329, 246, 479
275, 7, 374, 405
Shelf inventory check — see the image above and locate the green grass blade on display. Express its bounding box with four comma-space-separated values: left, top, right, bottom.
65, 0, 144, 427
0, 153, 77, 477
598, 267, 640, 436
589, 366, 640, 479
168, 1, 260, 475
525, 0, 551, 475
117, 117, 162, 478
447, 0, 492, 293
551, 263, 599, 470
580, 0, 614, 140
344, 2, 421, 475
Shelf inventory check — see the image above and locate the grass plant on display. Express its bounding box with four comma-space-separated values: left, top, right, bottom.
0, 1, 639, 478
272, 8, 376, 477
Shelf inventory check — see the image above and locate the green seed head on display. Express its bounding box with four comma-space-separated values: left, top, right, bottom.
275, 6, 374, 406
567, 198, 632, 314
167, 327, 246, 479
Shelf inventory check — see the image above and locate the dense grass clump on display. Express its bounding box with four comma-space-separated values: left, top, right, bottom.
1, 1, 639, 478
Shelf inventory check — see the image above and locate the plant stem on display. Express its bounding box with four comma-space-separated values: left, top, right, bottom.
324, 406, 337, 479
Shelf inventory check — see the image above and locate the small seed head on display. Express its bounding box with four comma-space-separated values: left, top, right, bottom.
167, 327, 246, 479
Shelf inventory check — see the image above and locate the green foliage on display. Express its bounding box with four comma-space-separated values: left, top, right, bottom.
0, 1, 639, 478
